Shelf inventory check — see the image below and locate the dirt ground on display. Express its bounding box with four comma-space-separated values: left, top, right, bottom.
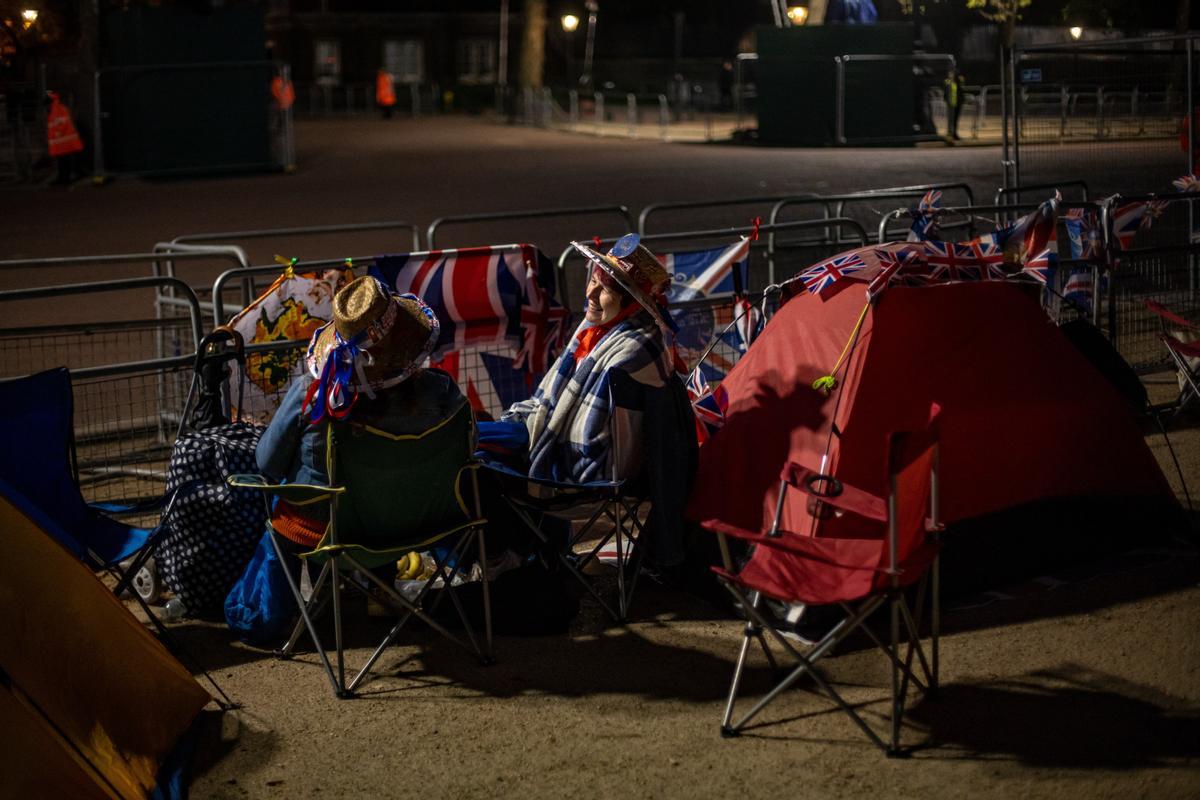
4, 118, 1200, 798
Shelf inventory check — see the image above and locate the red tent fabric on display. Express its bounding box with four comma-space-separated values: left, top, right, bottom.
687, 281, 1178, 538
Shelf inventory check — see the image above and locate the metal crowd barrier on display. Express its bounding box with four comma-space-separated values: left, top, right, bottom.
0, 277, 206, 515
556, 217, 868, 309
637, 193, 822, 237
1099, 191, 1200, 370
170, 220, 422, 256
426, 205, 635, 251
770, 183, 976, 248
994, 180, 1089, 207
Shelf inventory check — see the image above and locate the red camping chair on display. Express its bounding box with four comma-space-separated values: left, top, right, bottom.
703, 403, 942, 756
1145, 300, 1200, 420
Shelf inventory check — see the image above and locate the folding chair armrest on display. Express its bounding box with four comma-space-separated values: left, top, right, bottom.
226, 474, 345, 505
479, 460, 623, 492
1161, 332, 1200, 359
778, 462, 887, 522
1146, 300, 1200, 332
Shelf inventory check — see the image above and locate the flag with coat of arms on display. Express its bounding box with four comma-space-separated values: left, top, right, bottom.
662, 238, 754, 381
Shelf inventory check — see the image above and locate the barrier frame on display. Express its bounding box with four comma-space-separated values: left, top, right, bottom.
426, 205, 634, 250
555, 217, 869, 309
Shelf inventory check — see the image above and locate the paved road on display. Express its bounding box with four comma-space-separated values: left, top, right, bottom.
0, 115, 1181, 323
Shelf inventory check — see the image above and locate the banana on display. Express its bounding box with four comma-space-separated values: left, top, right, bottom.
396, 550, 422, 580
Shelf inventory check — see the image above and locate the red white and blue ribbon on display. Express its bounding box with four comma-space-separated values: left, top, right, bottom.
303, 289, 439, 423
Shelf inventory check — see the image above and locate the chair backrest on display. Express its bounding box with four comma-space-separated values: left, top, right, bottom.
882, 403, 941, 574
329, 401, 477, 552
0, 368, 91, 535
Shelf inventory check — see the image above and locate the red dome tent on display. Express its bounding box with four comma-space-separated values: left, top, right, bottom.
687, 281, 1180, 559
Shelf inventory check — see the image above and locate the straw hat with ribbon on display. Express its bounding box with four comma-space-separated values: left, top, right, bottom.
570, 233, 678, 332
303, 276, 439, 422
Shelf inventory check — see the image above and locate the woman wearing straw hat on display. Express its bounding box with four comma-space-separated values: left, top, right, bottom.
256, 276, 460, 550
494, 234, 679, 484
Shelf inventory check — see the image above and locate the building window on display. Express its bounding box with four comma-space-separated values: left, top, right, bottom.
457, 39, 496, 85
384, 40, 425, 85
314, 39, 341, 86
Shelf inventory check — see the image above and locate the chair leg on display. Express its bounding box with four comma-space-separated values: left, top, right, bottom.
720, 589, 761, 737
477, 527, 494, 663
278, 561, 333, 658
265, 535, 343, 698
508, 497, 620, 620
931, 554, 940, 692
889, 594, 902, 756
723, 584, 886, 749
329, 558, 349, 698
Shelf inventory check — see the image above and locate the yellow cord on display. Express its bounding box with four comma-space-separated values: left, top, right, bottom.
812, 301, 870, 395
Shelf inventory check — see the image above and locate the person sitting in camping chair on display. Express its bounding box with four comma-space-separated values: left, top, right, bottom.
493, 234, 679, 483
256, 276, 460, 560
478, 235, 697, 602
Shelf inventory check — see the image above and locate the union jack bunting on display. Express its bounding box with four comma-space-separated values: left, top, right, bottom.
685, 366, 728, 445
869, 245, 927, 294
1023, 245, 1058, 285
371, 244, 568, 373
733, 296, 763, 351
908, 188, 943, 242
976, 195, 1059, 269
797, 250, 870, 295
925, 241, 988, 282
1172, 174, 1200, 193
1110, 200, 1166, 250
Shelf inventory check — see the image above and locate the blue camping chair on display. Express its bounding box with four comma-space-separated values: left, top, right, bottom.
0, 367, 232, 706
0, 368, 176, 593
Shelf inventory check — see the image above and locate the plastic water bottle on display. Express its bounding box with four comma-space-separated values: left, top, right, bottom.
162, 598, 188, 621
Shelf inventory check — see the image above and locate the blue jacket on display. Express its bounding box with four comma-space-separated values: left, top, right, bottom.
256, 368, 465, 490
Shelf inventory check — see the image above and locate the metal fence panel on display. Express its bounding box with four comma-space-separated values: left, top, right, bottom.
1009, 36, 1195, 197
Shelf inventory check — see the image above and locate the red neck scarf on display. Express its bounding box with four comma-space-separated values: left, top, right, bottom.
573, 304, 640, 363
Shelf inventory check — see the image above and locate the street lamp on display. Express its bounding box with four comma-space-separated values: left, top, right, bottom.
20, 9, 38, 29
580, 0, 598, 89
786, 6, 809, 26
1069, 26, 1083, 40
561, 15, 579, 86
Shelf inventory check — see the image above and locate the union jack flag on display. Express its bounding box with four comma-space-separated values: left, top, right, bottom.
1023, 246, 1057, 285
429, 349, 533, 422
686, 366, 728, 445
870, 246, 928, 293
797, 250, 869, 295
733, 296, 763, 351
908, 188, 943, 242
371, 244, 568, 373
988, 196, 1059, 266
1111, 200, 1166, 250
926, 241, 984, 282
964, 236, 1010, 279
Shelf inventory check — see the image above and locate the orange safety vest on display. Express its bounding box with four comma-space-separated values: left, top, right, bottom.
47, 94, 83, 157
375, 71, 396, 107
270, 76, 295, 110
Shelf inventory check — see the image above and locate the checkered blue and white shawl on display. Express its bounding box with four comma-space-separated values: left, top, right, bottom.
503, 312, 672, 483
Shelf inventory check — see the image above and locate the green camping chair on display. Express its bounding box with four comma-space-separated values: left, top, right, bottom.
229, 401, 491, 698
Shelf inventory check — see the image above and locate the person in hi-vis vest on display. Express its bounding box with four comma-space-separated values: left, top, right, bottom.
46, 91, 84, 184
376, 68, 397, 119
